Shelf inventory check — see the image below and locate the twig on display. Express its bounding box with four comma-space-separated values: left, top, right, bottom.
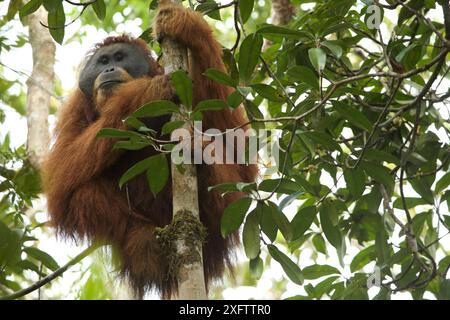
441, 0, 450, 40
394, 0, 446, 44
0, 244, 100, 300
40, 0, 96, 30
380, 184, 404, 228
64, 0, 97, 5
230, 3, 240, 52
0, 62, 61, 101
352, 81, 402, 168
204, 1, 237, 15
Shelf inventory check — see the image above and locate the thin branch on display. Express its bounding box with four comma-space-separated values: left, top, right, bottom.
230, 3, 240, 52
40, 1, 94, 30
401, 57, 447, 164
352, 81, 402, 169
0, 62, 61, 101
380, 184, 404, 228
64, 0, 97, 5
0, 244, 100, 300
204, 1, 237, 15
406, 153, 450, 180
441, 0, 450, 40
394, 0, 447, 44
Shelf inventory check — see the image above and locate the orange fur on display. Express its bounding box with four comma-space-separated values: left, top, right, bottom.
42, 4, 257, 299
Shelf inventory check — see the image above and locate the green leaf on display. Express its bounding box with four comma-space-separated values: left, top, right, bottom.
442, 191, 450, 213
196, 0, 221, 20
321, 40, 343, 58
171, 70, 193, 108
193, 99, 229, 116
47, 3, 65, 45
161, 120, 185, 135
410, 178, 434, 204
308, 48, 327, 72
286, 66, 319, 89
300, 131, 342, 152
113, 140, 149, 151
302, 264, 340, 280
249, 256, 263, 280
119, 157, 153, 188
149, 0, 159, 10
350, 245, 376, 272
279, 191, 304, 210
259, 202, 278, 242
257, 25, 313, 39
204, 68, 237, 87
125, 117, 152, 132
332, 101, 373, 131
19, 0, 42, 20
443, 215, 450, 231
319, 202, 342, 249
221, 197, 252, 237
251, 84, 285, 102
291, 206, 317, 240
92, 0, 106, 20
258, 178, 302, 195
314, 276, 339, 298
439, 279, 450, 300
227, 91, 243, 108
360, 161, 394, 194
293, 175, 318, 196
97, 128, 141, 139
238, 86, 252, 97
133, 100, 179, 118
396, 44, 422, 71
343, 166, 366, 198
364, 149, 400, 165
17, 260, 45, 276
267, 201, 292, 242
139, 28, 153, 43
243, 209, 260, 259
43, 0, 59, 12
393, 197, 428, 209
208, 182, 256, 193
239, 0, 254, 23
313, 233, 327, 254
268, 244, 304, 285
146, 154, 169, 195
238, 33, 263, 84
24, 247, 59, 271
1, 279, 21, 292
436, 172, 450, 194
375, 231, 390, 265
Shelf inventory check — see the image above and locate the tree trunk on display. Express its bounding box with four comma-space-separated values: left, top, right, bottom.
270, 0, 296, 25
25, 6, 55, 168
160, 1, 207, 300
263, 0, 296, 50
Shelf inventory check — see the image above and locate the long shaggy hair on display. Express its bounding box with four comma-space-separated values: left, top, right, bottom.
42, 4, 257, 299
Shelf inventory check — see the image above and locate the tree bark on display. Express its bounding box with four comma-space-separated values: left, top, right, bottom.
270, 0, 296, 25
160, 2, 207, 300
263, 0, 296, 50
25, 6, 55, 168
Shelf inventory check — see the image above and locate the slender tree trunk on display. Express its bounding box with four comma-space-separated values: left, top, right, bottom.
263, 0, 296, 50
25, 6, 55, 168
271, 0, 296, 25
160, 1, 207, 300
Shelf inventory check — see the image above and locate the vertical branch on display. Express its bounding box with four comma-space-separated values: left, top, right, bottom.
270, 0, 296, 25
263, 0, 296, 50
159, 1, 207, 300
25, 6, 56, 168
